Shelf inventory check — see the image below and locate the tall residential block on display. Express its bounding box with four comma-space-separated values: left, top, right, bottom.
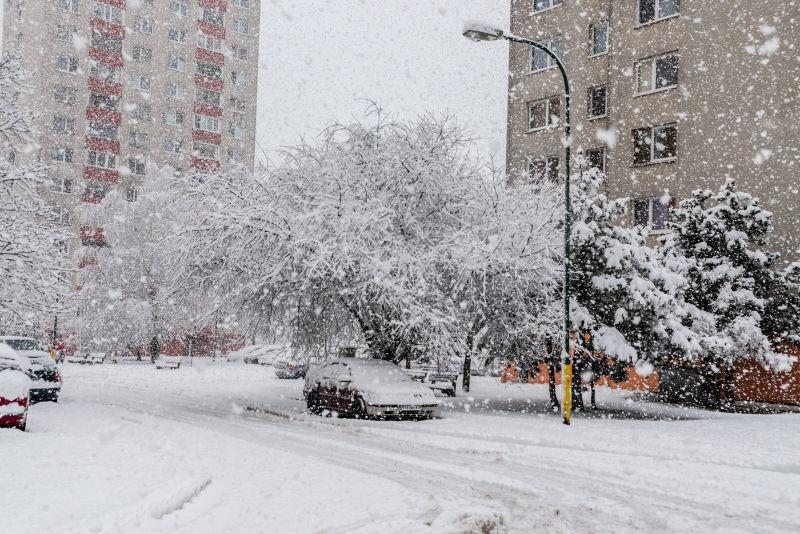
2, 0, 260, 252
506, 0, 798, 262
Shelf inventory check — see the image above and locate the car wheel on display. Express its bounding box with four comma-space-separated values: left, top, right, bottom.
306, 391, 321, 415
352, 396, 368, 419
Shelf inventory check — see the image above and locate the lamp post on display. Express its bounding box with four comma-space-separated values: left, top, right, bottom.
463, 24, 574, 425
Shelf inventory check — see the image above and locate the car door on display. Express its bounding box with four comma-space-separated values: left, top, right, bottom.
317, 363, 340, 410
330, 364, 354, 412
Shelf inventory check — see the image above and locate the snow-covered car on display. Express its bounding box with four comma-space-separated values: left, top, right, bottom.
154, 354, 183, 369
0, 336, 62, 403
0, 343, 30, 431
304, 358, 438, 419
273, 357, 308, 379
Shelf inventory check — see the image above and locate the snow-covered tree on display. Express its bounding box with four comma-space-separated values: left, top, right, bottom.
77, 167, 191, 357
0, 51, 69, 333
659, 179, 796, 405
570, 164, 701, 406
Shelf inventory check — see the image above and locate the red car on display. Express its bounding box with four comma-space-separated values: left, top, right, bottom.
0, 343, 30, 431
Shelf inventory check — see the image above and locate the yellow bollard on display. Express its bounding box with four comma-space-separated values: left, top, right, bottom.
562, 332, 575, 425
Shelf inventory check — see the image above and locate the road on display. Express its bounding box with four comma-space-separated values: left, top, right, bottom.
1, 362, 798, 534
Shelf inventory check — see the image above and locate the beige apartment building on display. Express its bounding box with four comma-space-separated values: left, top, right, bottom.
506, 0, 799, 262
2, 0, 260, 255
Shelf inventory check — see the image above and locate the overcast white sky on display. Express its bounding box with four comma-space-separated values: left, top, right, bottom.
1, 1, 511, 164
256, 0, 511, 164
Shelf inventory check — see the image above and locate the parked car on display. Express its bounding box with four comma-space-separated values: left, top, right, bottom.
154, 354, 183, 369
0, 343, 30, 431
405, 366, 458, 397
0, 336, 62, 403
274, 356, 309, 379
304, 358, 438, 419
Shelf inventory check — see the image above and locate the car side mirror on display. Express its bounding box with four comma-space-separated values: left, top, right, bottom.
338, 379, 351, 388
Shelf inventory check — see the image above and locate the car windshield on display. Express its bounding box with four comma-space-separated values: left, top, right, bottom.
3, 339, 40, 351
349, 361, 413, 384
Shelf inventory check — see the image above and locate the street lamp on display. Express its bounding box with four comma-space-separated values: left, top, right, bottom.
463, 24, 574, 425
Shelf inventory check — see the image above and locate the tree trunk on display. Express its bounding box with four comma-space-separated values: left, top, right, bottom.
719, 362, 736, 412
572, 358, 585, 411
462, 351, 471, 394
149, 335, 159, 364
547, 361, 559, 410
590, 377, 597, 410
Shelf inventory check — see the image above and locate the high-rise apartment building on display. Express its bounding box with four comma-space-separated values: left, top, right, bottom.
506, 0, 798, 261
2, 0, 260, 252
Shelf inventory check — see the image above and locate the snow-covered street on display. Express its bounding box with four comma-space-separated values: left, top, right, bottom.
2, 363, 798, 534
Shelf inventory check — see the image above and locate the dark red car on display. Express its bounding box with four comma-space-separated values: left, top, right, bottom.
0, 344, 30, 431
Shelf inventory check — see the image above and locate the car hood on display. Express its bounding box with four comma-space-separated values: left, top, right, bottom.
356, 381, 438, 406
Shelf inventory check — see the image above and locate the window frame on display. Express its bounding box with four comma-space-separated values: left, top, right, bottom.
50, 175, 74, 194
635, 51, 679, 95
169, 0, 188, 17
589, 20, 609, 57
587, 85, 608, 119
585, 148, 607, 175
527, 95, 561, 132
633, 198, 671, 231
532, 0, 563, 15
632, 123, 678, 166
530, 35, 562, 73
55, 54, 79, 73
86, 150, 116, 170
636, 0, 680, 27
58, 0, 80, 15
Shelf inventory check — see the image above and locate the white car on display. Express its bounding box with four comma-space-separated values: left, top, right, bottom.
0, 336, 62, 403
154, 354, 183, 369
0, 343, 31, 431
304, 358, 438, 419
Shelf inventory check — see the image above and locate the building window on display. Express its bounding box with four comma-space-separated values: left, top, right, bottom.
231, 44, 249, 61
168, 28, 188, 43
88, 121, 119, 140
197, 34, 223, 52
232, 0, 251, 7
165, 82, 187, 99
634, 198, 670, 230
636, 52, 679, 94
125, 187, 139, 202
58, 0, 80, 14
633, 123, 677, 165
51, 116, 76, 135
169, 0, 188, 17
133, 17, 153, 34
590, 21, 608, 56
587, 85, 607, 118
51, 147, 74, 163
128, 131, 150, 149
201, 8, 224, 26
55, 24, 78, 43
528, 96, 560, 131
533, 0, 562, 13
130, 74, 151, 90
83, 182, 110, 202
164, 110, 185, 126
54, 86, 77, 105
194, 114, 220, 133
232, 19, 249, 34
92, 2, 122, 24
53, 208, 72, 225
131, 46, 152, 63
87, 150, 116, 169
585, 148, 606, 174
128, 158, 146, 176
50, 176, 74, 194
130, 103, 152, 121
55, 55, 79, 73
227, 148, 245, 163
89, 92, 119, 110
168, 54, 187, 72
163, 139, 183, 154
638, 0, 679, 26
90, 63, 121, 83
230, 97, 246, 112
528, 156, 559, 183
193, 142, 219, 160
91, 31, 123, 54
196, 88, 222, 105
197, 61, 223, 80
228, 112, 245, 139
531, 36, 562, 72
231, 70, 248, 87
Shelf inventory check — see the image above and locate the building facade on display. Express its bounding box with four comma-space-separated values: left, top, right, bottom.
506, 0, 799, 262
2, 0, 260, 253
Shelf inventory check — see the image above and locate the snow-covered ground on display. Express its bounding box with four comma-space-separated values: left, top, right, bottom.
1, 362, 798, 534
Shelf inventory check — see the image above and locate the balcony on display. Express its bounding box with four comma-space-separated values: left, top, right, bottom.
191, 157, 222, 172
84, 166, 119, 184
89, 48, 124, 68
90, 18, 125, 39
86, 107, 122, 125
79, 226, 106, 247
192, 130, 222, 145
